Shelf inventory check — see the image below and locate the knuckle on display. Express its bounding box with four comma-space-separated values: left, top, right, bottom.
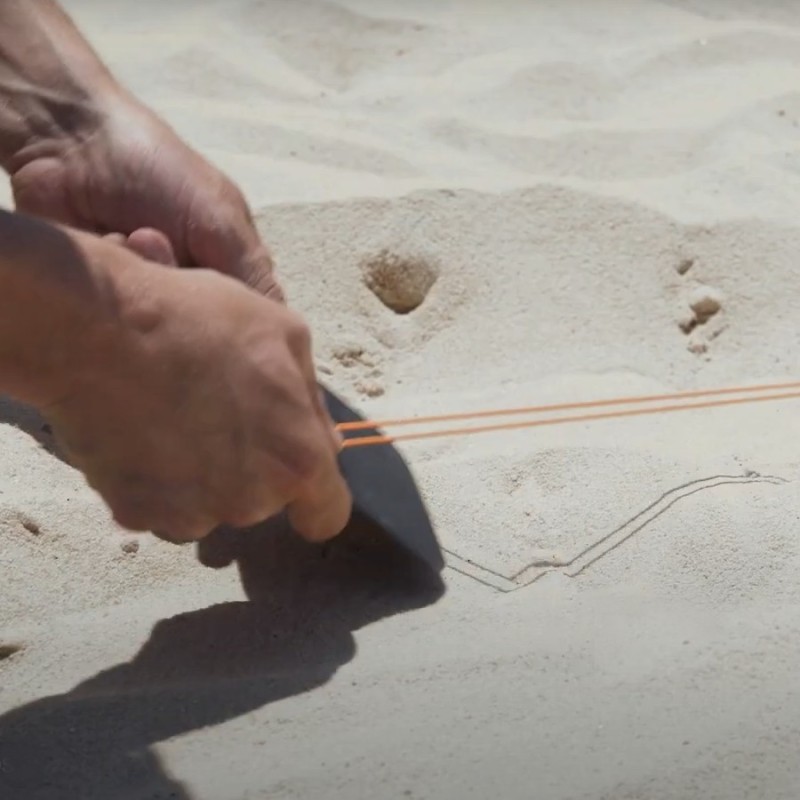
255, 438, 323, 503
287, 487, 351, 543
151, 528, 189, 545
96, 474, 157, 532
104, 481, 215, 541
223, 502, 278, 529
153, 520, 213, 544
109, 497, 151, 532
170, 493, 221, 539
220, 178, 249, 213
257, 360, 306, 411
248, 267, 286, 305
264, 280, 286, 304
280, 440, 324, 489
152, 505, 218, 543
283, 314, 312, 353
233, 243, 279, 295
291, 514, 331, 543
222, 511, 257, 530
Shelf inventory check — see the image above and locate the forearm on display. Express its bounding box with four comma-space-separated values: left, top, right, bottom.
0, 209, 121, 407
0, 0, 122, 171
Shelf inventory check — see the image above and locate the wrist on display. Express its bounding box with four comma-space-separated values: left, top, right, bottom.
0, 0, 132, 173
0, 78, 130, 174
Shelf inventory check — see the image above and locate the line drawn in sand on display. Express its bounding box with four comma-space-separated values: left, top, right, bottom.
445, 472, 789, 592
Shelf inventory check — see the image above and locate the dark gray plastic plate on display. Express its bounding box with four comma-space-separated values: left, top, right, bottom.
321, 386, 445, 573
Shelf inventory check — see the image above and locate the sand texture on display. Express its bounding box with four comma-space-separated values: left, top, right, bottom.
3, 1, 800, 798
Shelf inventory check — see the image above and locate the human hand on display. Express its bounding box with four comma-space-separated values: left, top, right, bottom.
8, 93, 283, 299
44, 234, 349, 543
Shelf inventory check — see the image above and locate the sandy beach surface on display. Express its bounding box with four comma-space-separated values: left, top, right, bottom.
3, 1, 800, 798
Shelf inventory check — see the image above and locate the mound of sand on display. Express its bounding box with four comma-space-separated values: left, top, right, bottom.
3, 2, 800, 799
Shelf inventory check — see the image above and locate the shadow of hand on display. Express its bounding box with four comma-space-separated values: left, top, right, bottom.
0, 514, 445, 800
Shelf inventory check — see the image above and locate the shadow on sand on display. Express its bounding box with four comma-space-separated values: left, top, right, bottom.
0, 508, 445, 799
0, 395, 64, 459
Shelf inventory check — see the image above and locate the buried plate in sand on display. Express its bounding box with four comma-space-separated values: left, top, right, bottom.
321, 386, 445, 573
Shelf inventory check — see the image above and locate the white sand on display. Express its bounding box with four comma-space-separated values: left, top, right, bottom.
3, 1, 800, 798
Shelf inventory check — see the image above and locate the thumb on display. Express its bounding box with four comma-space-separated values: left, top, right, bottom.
103, 229, 177, 266
127, 228, 178, 266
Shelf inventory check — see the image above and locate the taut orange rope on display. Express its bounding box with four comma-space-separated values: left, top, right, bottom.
336, 379, 800, 433
339, 386, 800, 449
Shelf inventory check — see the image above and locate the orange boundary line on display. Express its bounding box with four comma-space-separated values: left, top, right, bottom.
336, 380, 800, 433
339, 389, 800, 449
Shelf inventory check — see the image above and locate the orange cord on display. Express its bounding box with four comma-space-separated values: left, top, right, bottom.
339, 389, 800, 449
336, 379, 800, 433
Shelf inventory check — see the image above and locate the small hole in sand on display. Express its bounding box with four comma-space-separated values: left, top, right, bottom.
20, 516, 40, 535
688, 286, 722, 324
120, 537, 140, 555
0, 642, 24, 660
361, 249, 438, 314
676, 257, 694, 276
356, 380, 385, 398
